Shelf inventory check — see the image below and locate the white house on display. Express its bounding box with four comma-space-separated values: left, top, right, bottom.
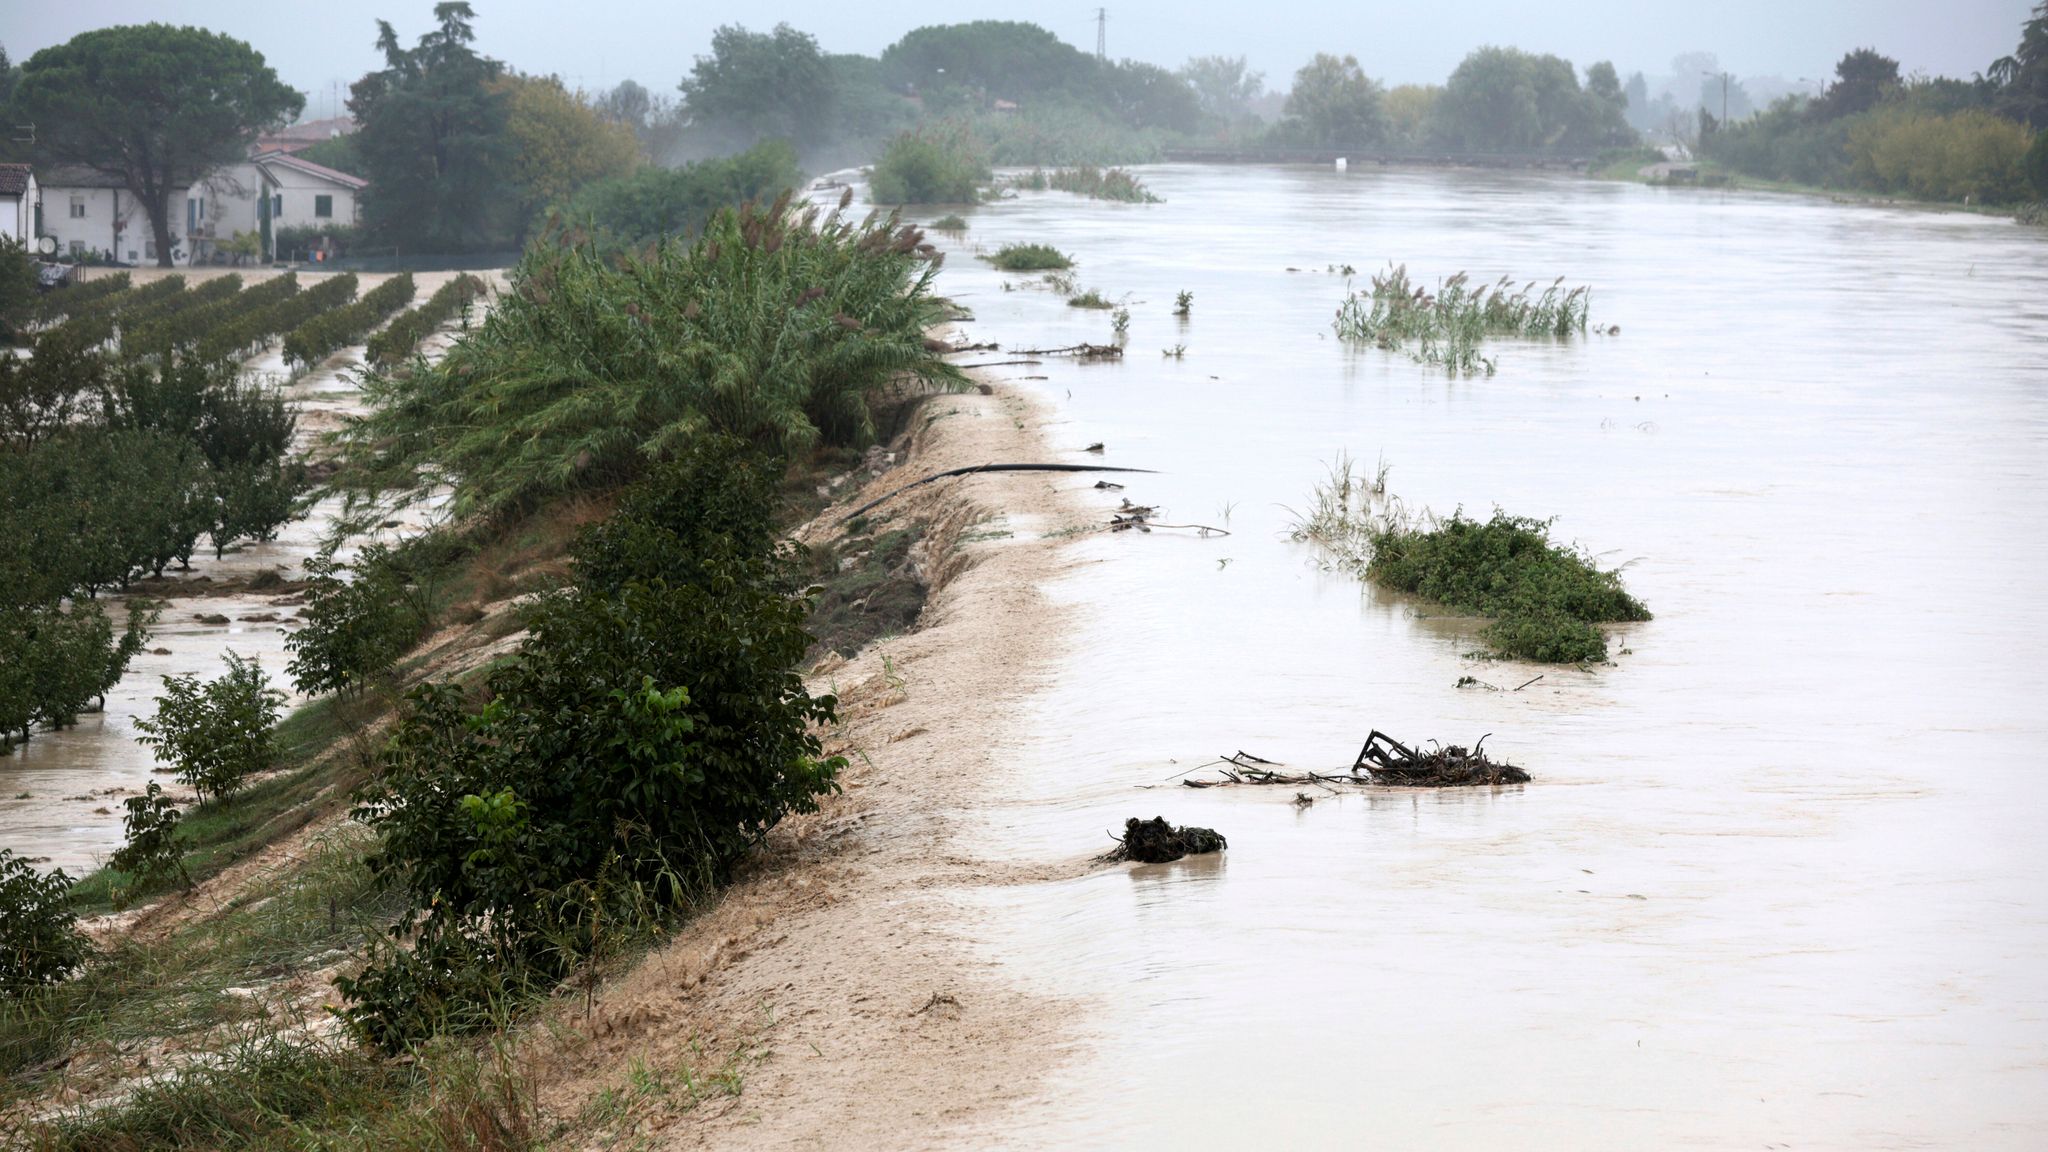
0, 164, 38, 246
39, 161, 282, 266
253, 151, 366, 230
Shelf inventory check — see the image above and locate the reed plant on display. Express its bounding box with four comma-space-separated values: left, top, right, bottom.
1334, 264, 1590, 376
983, 243, 1071, 272
341, 192, 964, 525
1043, 165, 1162, 203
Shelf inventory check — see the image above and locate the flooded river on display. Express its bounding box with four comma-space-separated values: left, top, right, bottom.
922, 168, 2048, 1148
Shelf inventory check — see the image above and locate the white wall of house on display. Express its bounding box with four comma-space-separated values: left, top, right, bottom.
41, 185, 147, 264
0, 176, 35, 245
42, 165, 279, 265
259, 161, 361, 230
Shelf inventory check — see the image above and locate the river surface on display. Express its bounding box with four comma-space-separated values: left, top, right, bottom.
918, 167, 2048, 1149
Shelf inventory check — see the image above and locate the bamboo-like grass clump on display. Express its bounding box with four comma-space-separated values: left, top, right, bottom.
1333, 264, 1590, 376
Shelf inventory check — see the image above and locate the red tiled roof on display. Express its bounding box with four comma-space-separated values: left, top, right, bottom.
0, 164, 31, 196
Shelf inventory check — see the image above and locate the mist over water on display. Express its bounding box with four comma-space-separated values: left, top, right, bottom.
913, 167, 2048, 1148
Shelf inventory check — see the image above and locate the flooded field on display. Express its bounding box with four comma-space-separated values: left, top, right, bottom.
0, 274, 469, 872
919, 168, 2048, 1148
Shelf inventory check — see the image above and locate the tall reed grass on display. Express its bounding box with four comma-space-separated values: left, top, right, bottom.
1334, 265, 1590, 376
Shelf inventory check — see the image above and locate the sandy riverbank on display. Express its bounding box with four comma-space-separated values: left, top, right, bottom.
505, 381, 1105, 1148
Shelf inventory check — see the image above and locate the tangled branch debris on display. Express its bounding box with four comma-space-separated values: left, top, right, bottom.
1013, 343, 1124, 360
843, 463, 1158, 520
1352, 730, 1529, 785
1180, 735, 1530, 790
1099, 816, 1228, 864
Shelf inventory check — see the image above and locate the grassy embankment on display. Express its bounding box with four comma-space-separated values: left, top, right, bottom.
3, 194, 969, 1149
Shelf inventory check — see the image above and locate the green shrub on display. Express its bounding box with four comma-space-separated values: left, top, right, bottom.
869, 125, 991, 203
134, 652, 286, 803
284, 545, 435, 697
1366, 511, 1650, 662
1847, 108, 2034, 203
1043, 165, 1162, 203
0, 848, 87, 996
930, 214, 969, 231
554, 140, 803, 247
983, 242, 1072, 271
108, 780, 190, 895
196, 273, 356, 364
281, 273, 416, 368
1067, 289, 1113, 309
340, 438, 842, 1052
364, 273, 486, 367
122, 272, 300, 359
0, 239, 39, 342
31, 272, 131, 326
342, 195, 963, 524
2025, 130, 2048, 198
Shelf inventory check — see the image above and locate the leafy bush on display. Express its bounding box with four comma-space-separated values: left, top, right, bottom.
281, 273, 416, 368
1847, 107, 2034, 203
0, 848, 87, 996
869, 125, 991, 203
554, 140, 803, 248
2029, 132, 2048, 198
1365, 511, 1650, 662
284, 544, 435, 698
31, 272, 131, 326
930, 214, 968, 231
365, 274, 485, 367
108, 780, 189, 894
983, 242, 1071, 271
196, 272, 356, 364
341, 437, 842, 1052
134, 652, 286, 802
0, 239, 39, 342
1042, 165, 1161, 203
343, 194, 963, 524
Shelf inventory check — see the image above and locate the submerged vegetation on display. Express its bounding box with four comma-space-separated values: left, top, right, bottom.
869, 125, 992, 204
1334, 265, 1591, 376
983, 242, 1072, 272
1292, 457, 1648, 662
1013, 165, 1162, 203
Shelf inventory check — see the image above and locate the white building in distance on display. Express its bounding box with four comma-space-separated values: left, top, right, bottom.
37, 151, 366, 266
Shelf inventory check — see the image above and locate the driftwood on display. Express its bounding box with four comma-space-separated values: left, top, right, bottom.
1352, 730, 1529, 786
1108, 499, 1232, 537
843, 463, 1158, 521
1178, 735, 1529, 790
1013, 343, 1124, 360
1099, 816, 1227, 864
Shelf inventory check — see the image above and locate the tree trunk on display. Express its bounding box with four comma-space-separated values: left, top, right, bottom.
144, 187, 176, 268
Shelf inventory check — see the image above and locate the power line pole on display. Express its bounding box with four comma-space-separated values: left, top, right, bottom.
1095, 8, 1107, 61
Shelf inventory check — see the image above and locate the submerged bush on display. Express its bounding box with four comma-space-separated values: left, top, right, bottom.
869, 125, 992, 204
134, 652, 286, 803
983, 242, 1072, 271
0, 849, 87, 996
1042, 165, 1162, 203
1365, 511, 1650, 662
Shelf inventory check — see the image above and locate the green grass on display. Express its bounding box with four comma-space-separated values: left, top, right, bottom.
1066, 290, 1113, 309
1042, 166, 1162, 203
806, 523, 927, 661
1289, 457, 1648, 663
982, 243, 1072, 272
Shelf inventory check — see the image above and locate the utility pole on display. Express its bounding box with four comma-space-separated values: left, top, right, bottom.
1095, 8, 1107, 61
1701, 70, 1732, 125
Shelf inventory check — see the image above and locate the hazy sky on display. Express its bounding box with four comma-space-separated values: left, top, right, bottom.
4, 1, 2036, 114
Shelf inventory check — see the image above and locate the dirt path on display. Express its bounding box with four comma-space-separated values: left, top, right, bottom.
529, 384, 1101, 1149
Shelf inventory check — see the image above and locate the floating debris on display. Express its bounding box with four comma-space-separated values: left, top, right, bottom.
1100, 816, 1228, 863
1179, 735, 1529, 789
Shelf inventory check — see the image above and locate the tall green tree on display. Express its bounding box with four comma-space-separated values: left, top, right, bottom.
1992, 2, 2048, 127
10, 26, 302, 267
1816, 48, 1901, 120
349, 3, 515, 251
1433, 46, 1617, 152
1282, 54, 1388, 148
880, 22, 1100, 103
678, 25, 833, 153
1180, 56, 1266, 124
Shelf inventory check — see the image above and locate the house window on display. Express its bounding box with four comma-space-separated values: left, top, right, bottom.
146, 239, 157, 259
273, 194, 283, 218
314, 195, 333, 219
69, 197, 86, 219
68, 240, 84, 257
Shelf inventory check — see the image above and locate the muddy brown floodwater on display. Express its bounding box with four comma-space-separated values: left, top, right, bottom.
908, 167, 2048, 1148
0, 271, 477, 872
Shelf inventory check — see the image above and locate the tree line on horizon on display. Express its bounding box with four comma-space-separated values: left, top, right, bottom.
2, 2, 2045, 269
